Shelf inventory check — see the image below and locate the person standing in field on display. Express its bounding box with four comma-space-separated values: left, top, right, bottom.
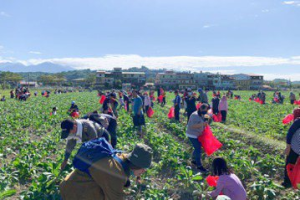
290, 92, 296, 105
185, 90, 197, 122
207, 158, 247, 200
123, 92, 130, 112
173, 90, 181, 122
212, 95, 220, 115
143, 92, 151, 114
161, 90, 166, 107
186, 103, 209, 173
60, 119, 110, 170
198, 88, 208, 104
60, 142, 153, 200
10, 90, 14, 99
282, 108, 300, 188
219, 95, 228, 123
132, 90, 145, 136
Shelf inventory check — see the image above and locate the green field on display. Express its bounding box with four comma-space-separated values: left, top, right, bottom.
0, 90, 300, 199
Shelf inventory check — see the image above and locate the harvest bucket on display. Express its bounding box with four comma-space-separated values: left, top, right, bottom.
198, 125, 223, 156
282, 114, 294, 124
99, 95, 106, 104
168, 107, 175, 119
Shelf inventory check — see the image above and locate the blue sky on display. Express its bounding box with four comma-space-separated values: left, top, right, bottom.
0, 0, 300, 80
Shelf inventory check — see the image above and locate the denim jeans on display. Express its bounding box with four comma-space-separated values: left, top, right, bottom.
189, 137, 202, 167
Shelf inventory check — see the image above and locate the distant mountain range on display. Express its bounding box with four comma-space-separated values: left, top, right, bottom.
0, 62, 74, 73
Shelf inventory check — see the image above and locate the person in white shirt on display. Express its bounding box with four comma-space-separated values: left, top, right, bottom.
143, 92, 151, 114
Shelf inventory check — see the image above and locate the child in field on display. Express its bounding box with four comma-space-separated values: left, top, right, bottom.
1, 96, 6, 101
208, 158, 246, 200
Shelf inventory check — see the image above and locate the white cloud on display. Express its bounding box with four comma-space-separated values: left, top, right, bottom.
261, 9, 269, 13
29, 51, 42, 55
0, 11, 10, 17
14, 54, 300, 71
203, 24, 217, 29
283, 1, 300, 6
263, 73, 300, 81
203, 70, 236, 74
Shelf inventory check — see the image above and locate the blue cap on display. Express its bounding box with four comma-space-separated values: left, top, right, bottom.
71, 101, 75, 104
198, 88, 202, 93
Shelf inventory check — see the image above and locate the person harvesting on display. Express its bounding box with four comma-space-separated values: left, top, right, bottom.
60, 141, 153, 200
60, 119, 110, 170
186, 103, 209, 172
208, 157, 247, 200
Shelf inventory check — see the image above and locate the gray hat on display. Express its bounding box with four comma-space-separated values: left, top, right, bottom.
127, 144, 153, 169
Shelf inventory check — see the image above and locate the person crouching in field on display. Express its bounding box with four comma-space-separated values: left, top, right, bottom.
60, 119, 110, 171
207, 158, 247, 200
0, 96, 6, 102
60, 143, 153, 200
282, 108, 300, 188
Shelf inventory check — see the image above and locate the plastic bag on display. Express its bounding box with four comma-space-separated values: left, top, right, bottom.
168, 107, 175, 119
198, 125, 223, 156
213, 113, 222, 122
287, 157, 300, 189
71, 111, 80, 118
147, 107, 154, 118
196, 103, 202, 110
206, 175, 219, 187
158, 95, 163, 103
99, 95, 106, 104
282, 114, 294, 124
294, 100, 300, 105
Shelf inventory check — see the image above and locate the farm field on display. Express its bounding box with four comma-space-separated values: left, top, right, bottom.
0, 90, 300, 200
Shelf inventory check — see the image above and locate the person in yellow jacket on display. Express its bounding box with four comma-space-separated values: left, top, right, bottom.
60, 143, 153, 200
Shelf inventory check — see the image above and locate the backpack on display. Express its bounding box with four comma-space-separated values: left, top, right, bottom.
73, 138, 128, 177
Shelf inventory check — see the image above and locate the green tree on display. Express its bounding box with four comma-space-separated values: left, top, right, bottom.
85, 74, 96, 87
0, 72, 22, 88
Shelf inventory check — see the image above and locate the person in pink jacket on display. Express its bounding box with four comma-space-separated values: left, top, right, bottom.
209, 158, 247, 200
218, 95, 228, 123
